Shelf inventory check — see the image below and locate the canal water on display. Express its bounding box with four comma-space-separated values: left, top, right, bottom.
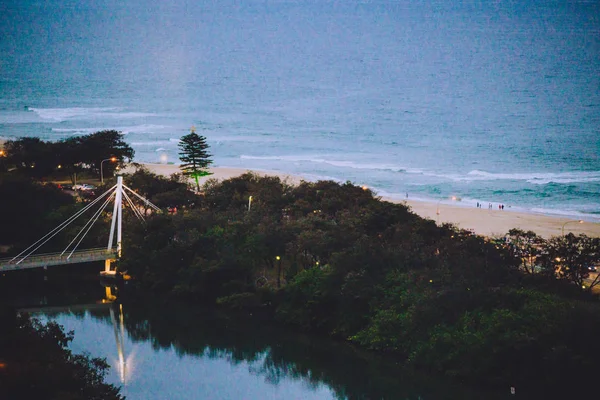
24, 287, 506, 399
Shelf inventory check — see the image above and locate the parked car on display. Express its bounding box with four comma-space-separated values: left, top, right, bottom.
587, 264, 597, 272
73, 184, 97, 191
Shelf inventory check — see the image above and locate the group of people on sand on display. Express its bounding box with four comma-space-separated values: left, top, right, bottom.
476, 202, 505, 210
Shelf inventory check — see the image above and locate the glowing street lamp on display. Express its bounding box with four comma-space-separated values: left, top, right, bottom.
101, 157, 117, 184
561, 220, 583, 236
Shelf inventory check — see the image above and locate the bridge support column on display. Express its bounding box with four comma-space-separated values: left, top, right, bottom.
104, 258, 117, 274
105, 286, 117, 302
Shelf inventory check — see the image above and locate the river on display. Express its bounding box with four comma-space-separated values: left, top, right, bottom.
20, 284, 506, 399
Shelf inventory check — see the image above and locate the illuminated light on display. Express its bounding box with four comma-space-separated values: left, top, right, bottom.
276, 256, 281, 261
555, 257, 561, 262
582, 285, 586, 289
429, 279, 433, 283
362, 185, 368, 190
0, 362, 6, 369
316, 261, 319, 265
111, 157, 117, 162
57, 164, 62, 169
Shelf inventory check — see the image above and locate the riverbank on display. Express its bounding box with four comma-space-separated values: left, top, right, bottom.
126, 162, 600, 239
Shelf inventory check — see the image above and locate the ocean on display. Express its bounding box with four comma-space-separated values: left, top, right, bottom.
1, 0, 599, 220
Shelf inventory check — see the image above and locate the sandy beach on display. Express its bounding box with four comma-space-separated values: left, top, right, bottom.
3, 139, 599, 239
126, 163, 600, 239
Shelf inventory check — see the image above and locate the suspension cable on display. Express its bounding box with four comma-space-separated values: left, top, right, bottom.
11, 185, 117, 262
122, 190, 145, 222
67, 192, 116, 258
122, 184, 161, 212
62, 192, 115, 257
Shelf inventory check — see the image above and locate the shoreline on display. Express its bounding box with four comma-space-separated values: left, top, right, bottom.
126, 162, 600, 239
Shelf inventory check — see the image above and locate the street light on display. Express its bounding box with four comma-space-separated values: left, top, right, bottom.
101, 157, 117, 184
276, 256, 282, 288
561, 220, 583, 236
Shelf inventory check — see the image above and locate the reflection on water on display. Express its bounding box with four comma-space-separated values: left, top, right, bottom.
28, 289, 504, 400
109, 303, 127, 384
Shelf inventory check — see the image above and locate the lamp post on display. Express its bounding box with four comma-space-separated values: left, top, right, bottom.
101, 157, 117, 184
276, 255, 282, 288
561, 220, 583, 236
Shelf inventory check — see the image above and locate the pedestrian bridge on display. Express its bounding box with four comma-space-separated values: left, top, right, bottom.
0, 176, 159, 275
0, 248, 118, 272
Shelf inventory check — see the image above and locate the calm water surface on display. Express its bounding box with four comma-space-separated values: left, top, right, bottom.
29, 295, 504, 400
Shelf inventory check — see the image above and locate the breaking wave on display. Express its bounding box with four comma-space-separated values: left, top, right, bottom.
30, 107, 157, 122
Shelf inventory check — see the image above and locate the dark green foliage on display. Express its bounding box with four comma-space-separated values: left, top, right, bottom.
3, 131, 134, 184
123, 166, 197, 211
119, 174, 600, 395
2, 137, 57, 178
0, 308, 124, 400
178, 131, 212, 191
0, 175, 74, 246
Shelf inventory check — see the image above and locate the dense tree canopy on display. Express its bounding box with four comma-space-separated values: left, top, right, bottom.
2, 131, 134, 183
0, 175, 74, 247
119, 173, 600, 395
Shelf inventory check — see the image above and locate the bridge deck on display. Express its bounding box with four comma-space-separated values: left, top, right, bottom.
0, 248, 118, 272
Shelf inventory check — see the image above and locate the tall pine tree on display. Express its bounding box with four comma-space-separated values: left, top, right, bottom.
178, 127, 213, 191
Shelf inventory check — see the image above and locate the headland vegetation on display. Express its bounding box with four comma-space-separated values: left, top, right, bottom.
2, 133, 600, 398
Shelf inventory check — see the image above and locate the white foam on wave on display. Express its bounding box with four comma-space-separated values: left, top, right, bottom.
52, 127, 99, 134
30, 107, 157, 122
464, 169, 600, 185
377, 190, 600, 222
52, 124, 168, 135
209, 135, 278, 143
530, 207, 600, 222
240, 154, 423, 173
130, 140, 174, 146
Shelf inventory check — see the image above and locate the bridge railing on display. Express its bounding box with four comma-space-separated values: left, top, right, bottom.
0, 248, 118, 271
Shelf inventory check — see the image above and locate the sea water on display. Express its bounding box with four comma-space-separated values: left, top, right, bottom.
1, 0, 598, 220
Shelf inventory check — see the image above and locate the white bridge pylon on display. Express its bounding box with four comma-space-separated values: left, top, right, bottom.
1, 175, 160, 273
104, 175, 160, 274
